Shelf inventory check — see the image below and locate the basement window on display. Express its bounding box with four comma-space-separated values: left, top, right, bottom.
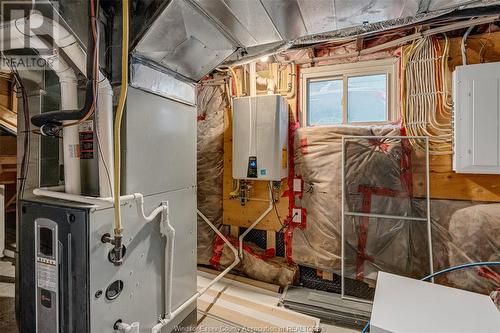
301, 58, 399, 126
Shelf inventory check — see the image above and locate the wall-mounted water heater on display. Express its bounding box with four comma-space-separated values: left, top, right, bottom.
232, 95, 288, 181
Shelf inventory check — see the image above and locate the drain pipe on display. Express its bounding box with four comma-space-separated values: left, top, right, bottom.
96, 76, 114, 197
151, 210, 240, 333
33, 188, 164, 223
238, 182, 273, 259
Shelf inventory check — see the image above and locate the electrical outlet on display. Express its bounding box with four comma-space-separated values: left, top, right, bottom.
292, 208, 302, 223
293, 178, 302, 192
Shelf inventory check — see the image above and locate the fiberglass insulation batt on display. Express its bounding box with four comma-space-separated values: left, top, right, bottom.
291, 124, 500, 293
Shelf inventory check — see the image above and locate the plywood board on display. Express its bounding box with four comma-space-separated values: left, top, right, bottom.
197, 271, 320, 330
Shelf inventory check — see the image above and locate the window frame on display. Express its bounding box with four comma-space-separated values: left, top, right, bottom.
300, 58, 399, 126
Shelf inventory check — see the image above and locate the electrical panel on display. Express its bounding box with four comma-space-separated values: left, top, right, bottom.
232, 95, 288, 181
453, 62, 500, 174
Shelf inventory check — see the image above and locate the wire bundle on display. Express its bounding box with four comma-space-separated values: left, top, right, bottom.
402, 35, 453, 155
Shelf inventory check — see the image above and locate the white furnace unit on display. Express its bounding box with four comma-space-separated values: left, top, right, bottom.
453, 61, 500, 174
232, 95, 288, 181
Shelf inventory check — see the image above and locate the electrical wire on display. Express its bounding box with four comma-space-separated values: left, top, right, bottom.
401, 35, 453, 155
10, 69, 30, 198
360, 261, 500, 333
270, 185, 284, 228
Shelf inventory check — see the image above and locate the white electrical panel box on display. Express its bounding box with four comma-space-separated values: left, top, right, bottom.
453, 62, 500, 174
232, 95, 288, 180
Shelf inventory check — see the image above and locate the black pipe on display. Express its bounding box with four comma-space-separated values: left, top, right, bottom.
30, 0, 96, 135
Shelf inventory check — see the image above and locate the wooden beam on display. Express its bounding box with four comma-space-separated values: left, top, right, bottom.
0, 156, 16, 165
0, 104, 17, 133
5, 193, 16, 208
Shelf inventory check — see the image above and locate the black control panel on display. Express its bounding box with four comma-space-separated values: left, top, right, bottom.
19, 200, 90, 333
247, 156, 258, 178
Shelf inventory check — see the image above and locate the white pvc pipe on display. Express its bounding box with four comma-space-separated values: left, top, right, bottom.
256, 75, 276, 95
33, 188, 165, 224
116, 322, 140, 333
249, 62, 257, 97
151, 210, 240, 333
238, 182, 273, 259
33, 187, 113, 206
97, 76, 114, 198
60, 75, 81, 194
161, 204, 174, 320
23, 13, 86, 74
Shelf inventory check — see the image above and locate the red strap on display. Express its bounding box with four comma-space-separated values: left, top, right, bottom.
400, 126, 414, 197
355, 185, 409, 280
477, 267, 500, 285
356, 189, 374, 280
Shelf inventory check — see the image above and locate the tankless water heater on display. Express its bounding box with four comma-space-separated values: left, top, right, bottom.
232, 95, 288, 181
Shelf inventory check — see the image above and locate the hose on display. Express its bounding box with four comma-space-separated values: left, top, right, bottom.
361, 261, 500, 333
111, 0, 129, 265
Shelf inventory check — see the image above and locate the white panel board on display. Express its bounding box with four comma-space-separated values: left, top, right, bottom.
453, 62, 500, 174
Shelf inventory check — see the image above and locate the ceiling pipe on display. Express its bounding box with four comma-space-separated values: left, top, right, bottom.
249, 61, 257, 97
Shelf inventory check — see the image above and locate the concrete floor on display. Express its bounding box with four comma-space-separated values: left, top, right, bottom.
0, 256, 16, 333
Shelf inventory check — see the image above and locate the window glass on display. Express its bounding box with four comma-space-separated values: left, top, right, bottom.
347, 74, 387, 123
307, 79, 343, 125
